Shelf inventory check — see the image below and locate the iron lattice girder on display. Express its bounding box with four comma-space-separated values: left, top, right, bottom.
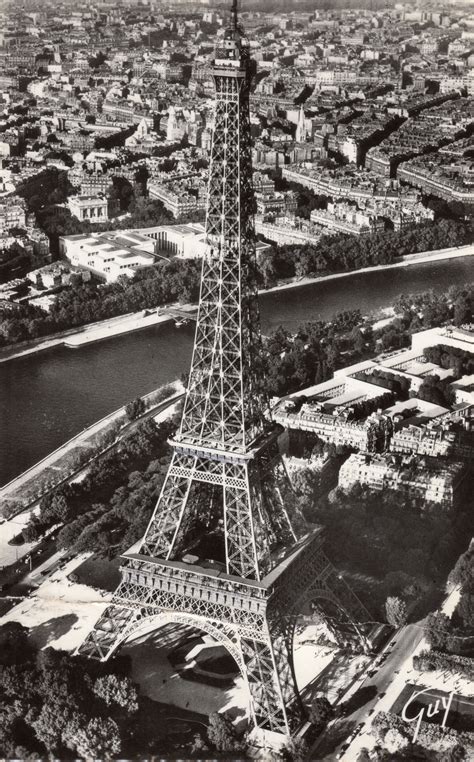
178, 69, 266, 454
77, 22, 374, 741
76, 533, 369, 734
77, 541, 314, 734
139, 435, 295, 581
268, 537, 372, 647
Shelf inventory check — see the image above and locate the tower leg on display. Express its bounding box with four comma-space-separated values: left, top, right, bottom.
240, 627, 303, 736
77, 602, 139, 660
140, 451, 195, 557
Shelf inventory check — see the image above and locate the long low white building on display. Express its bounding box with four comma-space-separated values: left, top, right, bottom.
136, 223, 207, 258
411, 325, 474, 354
59, 230, 159, 283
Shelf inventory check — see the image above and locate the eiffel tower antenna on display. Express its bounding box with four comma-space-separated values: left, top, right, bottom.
76, 9, 373, 740
231, 0, 238, 30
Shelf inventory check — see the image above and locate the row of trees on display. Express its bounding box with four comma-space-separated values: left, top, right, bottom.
413, 649, 474, 682
417, 374, 455, 408
0, 257, 201, 346
424, 345, 474, 378
0, 624, 144, 759
264, 310, 364, 396
258, 219, 471, 288
0, 623, 253, 759
23, 417, 176, 554
371, 710, 472, 761
421, 547, 474, 659
15, 167, 73, 212
263, 281, 474, 398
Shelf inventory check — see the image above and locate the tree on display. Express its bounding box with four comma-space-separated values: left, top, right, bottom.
351, 326, 366, 354
93, 674, 139, 714
207, 712, 241, 752
125, 396, 146, 421
424, 611, 450, 650
191, 733, 209, 753
32, 701, 72, 753
309, 695, 334, 729
281, 737, 309, 762
39, 491, 70, 524
449, 548, 474, 590
292, 467, 320, 500
88, 51, 107, 69
453, 297, 471, 327
71, 717, 121, 760
21, 517, 47, 543
0, 623, 32, 666
439, 745, 467, 762
457, 591, 474, 629
384, 727, 410, 754
385, 596, 408, 627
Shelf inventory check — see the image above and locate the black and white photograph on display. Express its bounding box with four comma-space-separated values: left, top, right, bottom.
0, 0, 473, 759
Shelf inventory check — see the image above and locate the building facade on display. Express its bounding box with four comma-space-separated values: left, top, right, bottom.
339, 452, 466, 509
68, 195, 108, 223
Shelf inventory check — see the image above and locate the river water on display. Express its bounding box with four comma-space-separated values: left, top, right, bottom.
1, 256, 474, 487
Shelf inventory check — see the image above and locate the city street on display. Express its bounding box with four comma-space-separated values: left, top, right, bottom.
0, 389, 183, 582
311, 624, 424, 759
312, 585, 465, 759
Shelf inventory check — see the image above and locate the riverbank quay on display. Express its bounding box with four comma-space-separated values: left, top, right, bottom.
0, 307, 188, 364
0, 380, 184, 514
1, 244, 473, 365
261, 243, 474, 296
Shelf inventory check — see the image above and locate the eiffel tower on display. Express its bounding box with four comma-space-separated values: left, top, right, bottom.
77, 2, 371, 737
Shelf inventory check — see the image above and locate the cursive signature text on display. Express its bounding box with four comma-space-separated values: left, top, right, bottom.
401, 687, 454, 743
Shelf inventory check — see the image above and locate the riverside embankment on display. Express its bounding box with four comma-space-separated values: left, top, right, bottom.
263, 243, 474, 295
2, 252, 474, 487
0, 381, 184, 511
0, 304, 197, 364
0, 383, 184, 576
1, 243, 473, 365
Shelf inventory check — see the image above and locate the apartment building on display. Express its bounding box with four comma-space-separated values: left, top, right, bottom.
339, 452, 466, 509
274, 405, 393, 453
148, 181, 206, 218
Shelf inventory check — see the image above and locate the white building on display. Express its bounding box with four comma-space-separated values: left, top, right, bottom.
68, 195, 108, 223
411, 325, 474, 355
137, 223, 207, 258
59, 230, 158, 283
449, 374, 474, 406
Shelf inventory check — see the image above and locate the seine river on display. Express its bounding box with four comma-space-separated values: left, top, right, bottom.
1, 255, 474, 487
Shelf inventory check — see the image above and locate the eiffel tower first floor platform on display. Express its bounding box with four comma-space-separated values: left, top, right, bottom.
77, 529, 371, 737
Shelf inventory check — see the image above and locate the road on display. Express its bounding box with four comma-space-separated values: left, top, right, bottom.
311, 624, 425, 760
0, 383, 183, 504
311, 586, 462, 760
0, 391, 183, 576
